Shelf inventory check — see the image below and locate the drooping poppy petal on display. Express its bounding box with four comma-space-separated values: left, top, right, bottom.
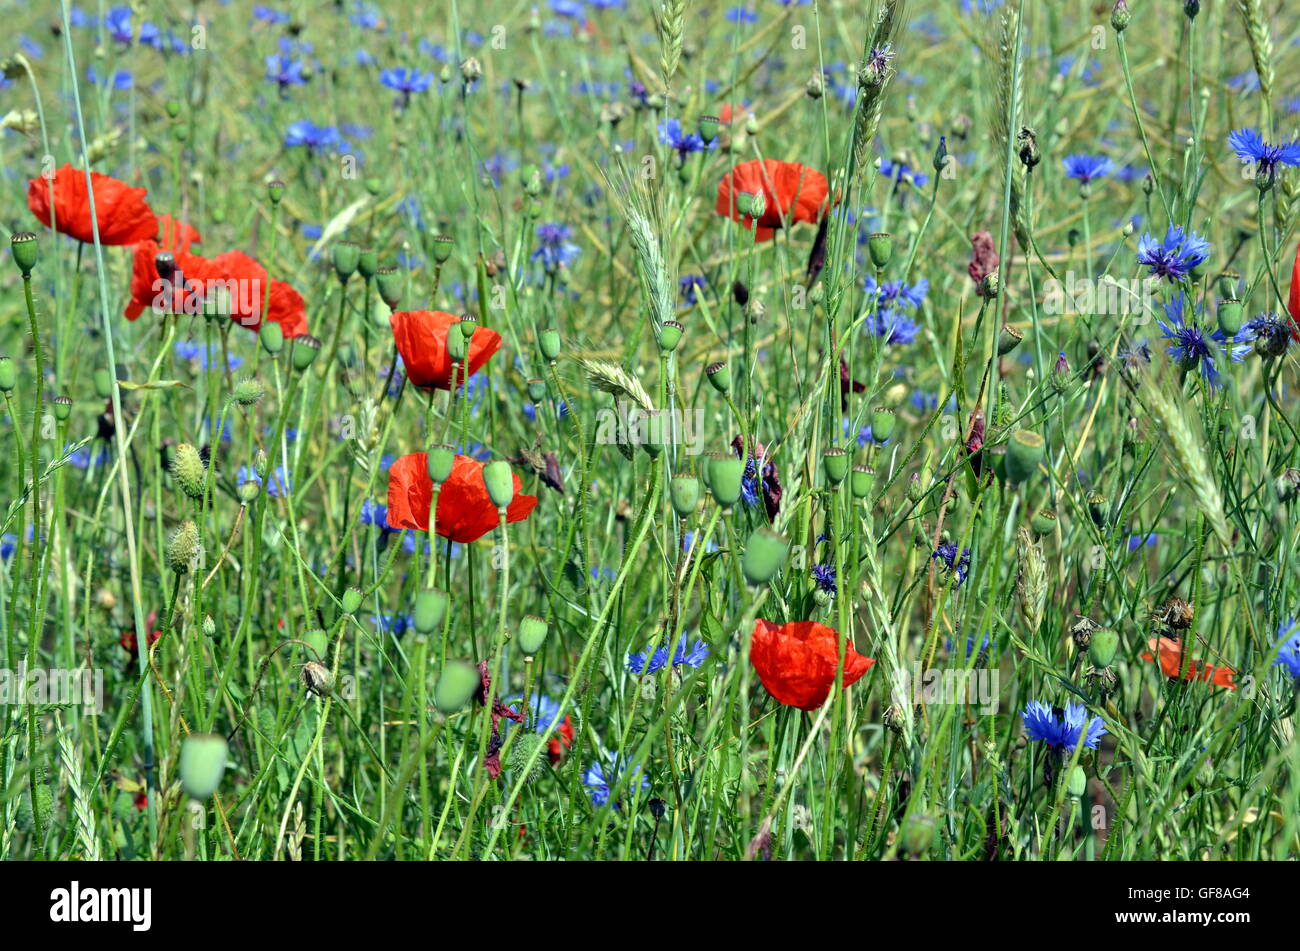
385, 452, 537, 543
390, 309, 502, 390
749, 619, 875, 711
716, 159, 831, 243
27, 163, 158, 246
1141, 637, 1236, 690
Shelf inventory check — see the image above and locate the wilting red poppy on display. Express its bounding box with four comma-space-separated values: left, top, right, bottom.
386, 452, 537, 543
716, 159, 831, 242
1289, 243, 1300, 341
749, 619, 875, 711
1141, 637, 1236, 690
390, 310, 502, 390
27, 163, 158, 245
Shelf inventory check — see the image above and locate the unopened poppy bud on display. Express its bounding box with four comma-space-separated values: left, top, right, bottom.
742, 527, 789, 585
706, 361, 731, 394
179, 734, 228, 800
52, 395, 72, 421
164, 99, 182, 119
232, 377, 264, 406
1274, 467, 1300, 503
93, 367, 114, 398
460, 57, 483, 83
1110, 0, 1130, 33
0, 358, 15, 392
332, 241, 360, 282
870, 406, 897, 442
901, 814, 935, 856
658, 320, 683, 353
1031, 509, 1057, 537
867, 232, 893, 270
527, 378, 546, 402
1090, 628, 1119, 668
172, 443, 207, 499
823, 447, 849, 486
1004, 430, 1045, 484
1066, 765, 1088, 798
851, 464, 875, 500
357, 248, 379, 281
446, 327, 468, 363
292, 334, 321, 371
670, 474, 700, 517
260, 320, 284, 356
538, 328, 561, 362
431, 234, 454, 264
704, 451, 743, 508
998, 324, 1024, 355
434, 659, 480, 714
427, 444, 455, 483
517, 615, 549, 655
237, 479, 260, 504
413, 588, 449, 635
1217, 299, 1244, 337
167, 520, 201, 574
376, 266, 402, 308
11, 231, 38, 277
341, 586, 363, 616
302, 661, 334, 696
482, 460, 515, 510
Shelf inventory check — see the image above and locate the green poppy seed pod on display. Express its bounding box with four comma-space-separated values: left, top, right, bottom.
332, 241, 360, 282
357, 248, 379, 281
706, 361, 731, 394
697, 114, 720, 142
179, 734, 228, 800
1217, 271, 1239, 299
517, 615, 549, 655
1217, 299, 1244, 337
232, 377, 265, 406
446, 327, 469, 364
1003, 430, 1045, 484
303, 628, 328, 660
850, 464, 875, 500
260, 320, 284, 356
414, 588, 449, 635
164, 99, 182, 119
1031, 509, 1058, 537
1090, 628, 1119, 668
482, 460, 515, 510
167, 520, 201, 574
641, 428, 664, 458
670, 474, 700, 517
658, 320, 683, 353
302, 661, 334, 696
292, 334, 321, 371
867, 232, 893, 270
527, 378, 547, 402
998, 324, 1024, 356
52, 395, 72, 421
870, 406, 897, 443
1087, 492, 1108, 527
1066, 766, 1088, 799
458, 313, 478, 339
11, 231, 38, 277
237, 479, 261, 504
267, 180, 285, 204
427, 444, 456, 484
0, 357, 15, 393
431, 234, 454, 264
375, 266, 402, 308
901, 813, 935, 857
341, 586, 363, 616
93, 367, 114, 399
823, 447, 849, 486
172, 443, 207, 500
434, 659, 481, 714
741, 526, 789, 586
704, 452, 743, 508
538, 328, 561, 363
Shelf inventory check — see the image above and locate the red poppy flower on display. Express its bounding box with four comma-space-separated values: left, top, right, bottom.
133, 789, 149, 812
1141, 637, 1236, 690
716, 159, 831, 242
749, 619, 875, 711
120, 610, 163, 656
1289, 243, 1300, 341
123, 218, 203, 320
156, 214, 201, 253
386, 452, 538, 543
548, 715, 575, 765
718, 103, 751, 125
27, 163, 158, 245
390, 310, 502, 390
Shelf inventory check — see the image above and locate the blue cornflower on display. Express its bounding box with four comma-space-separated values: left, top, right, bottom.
1228, 128, 1300, 177
931, 542, 971, 586
811, 563, 837, 595
582, 756, 650, 808
1157, 293, 1247, 387
1062, 154, 1112, 184
1136, 225, 1211, 283
726, 6, 759, 23
371, 612, 414, 638
530, 223, 580, 273
550, 0, 585, 16
237, 464, 292, 498
1021, 700, 1108, 752
862, 275, 926, 344
679, 274, 706, 305
284, 120, 344, 153
673, 638, 710, 668
0, 533, 16, 560
380, 67, 434, 104
1127, 532, 1158, 551
104, 6, 134, 44
265, 49, 310, 89
1274, 619, 1300, 680
253, 6, 292, 24
878, 157, 928, 188
658, 117, 715, 160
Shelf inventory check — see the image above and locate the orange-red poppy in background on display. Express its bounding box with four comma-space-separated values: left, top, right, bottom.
548, 716, 575, 765
27, 163, 158, 245
716, 159, 831, 242
1288, 243, 1300, 341
390, 309, 502, 390
385, 452, 537, 543
1141, 637, 1236, 690
749, 619, 875, 711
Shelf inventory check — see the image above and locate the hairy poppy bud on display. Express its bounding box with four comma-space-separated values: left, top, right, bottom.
1067, 765, 1088, 798
232, 377, 265, 406
482, 460, 515, 510
445, 326, 468, 363
867, 232, 893, 270
376, 266, 402, 308
171, 443, 207, 499
52, 395, 72, 421
292, 334, 321, 371
427, 444, 455, 484
414, 588, 449, 635
341, 586, 363, 616
706, 361, 731, 394
517, 615, 549, 655
538, 328, 561, 363
434, 659, 480, 714
870, 406, 897, 442
179, 734, 228, 800
0, 357, 15, 393
302, 661, 334, 696
11, 231, 38, 276
167, 520, 201, 574
658, 320, 683, 353
823, 447, 849, 486
237, 479, 260, 504
670, 474, 700, 517
260, 320, 284, 356
332, 241, 360, 282
1004, 430, 1045, 484
704, 451, 743, 508
1090, 628, 1119, 668
850, 464, 875, 500
741, 527, 789, 586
